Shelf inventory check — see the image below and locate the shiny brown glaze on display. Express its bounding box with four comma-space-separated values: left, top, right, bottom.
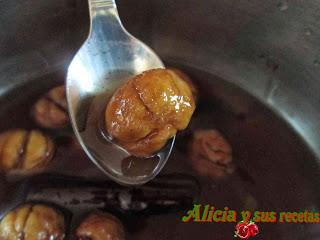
105, 69, 196, 157
75, 212, 125, 240
168, 68, 198, 101
0, 129, 55, 172
0, 204, 65, 240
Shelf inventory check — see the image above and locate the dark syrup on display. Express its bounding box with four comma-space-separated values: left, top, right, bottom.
0, 66, 317, 239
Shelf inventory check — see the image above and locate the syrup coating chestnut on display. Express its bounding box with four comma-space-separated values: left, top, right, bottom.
0, 129, 55, 172
0, 204, 65, 240
168, 68, 198, 101
105, 69, 196, 157
189, 129, 235, 178
75, 212, 125, 240
32, 85, 69, 129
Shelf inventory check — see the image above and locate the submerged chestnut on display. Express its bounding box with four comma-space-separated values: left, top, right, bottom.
0, 204, 65, 240
0, 129, 55, 172
32, 85, 69, 129
75, 212, 125, 240
189, 129, 235, 178
105, 69, 196, 157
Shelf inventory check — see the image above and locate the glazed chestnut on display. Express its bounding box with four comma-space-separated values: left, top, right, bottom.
0, 204, 65, 240
75, 212, 125, 240
168, 68, 198, 101
189, 129, 235, 178
0, 129, 55, 172
32, 85, 69, 129
105, 69, 196, 157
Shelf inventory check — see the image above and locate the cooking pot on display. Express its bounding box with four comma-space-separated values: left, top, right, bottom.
0, 0, 319, 239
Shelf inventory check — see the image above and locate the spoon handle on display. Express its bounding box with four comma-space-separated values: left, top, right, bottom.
87, 0, 123, 35
88, 0, 116, 10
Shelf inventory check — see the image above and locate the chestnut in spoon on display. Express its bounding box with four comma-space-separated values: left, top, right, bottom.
66, 0, 174, 185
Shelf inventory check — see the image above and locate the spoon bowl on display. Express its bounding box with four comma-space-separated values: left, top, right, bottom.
66, 0, 174, 185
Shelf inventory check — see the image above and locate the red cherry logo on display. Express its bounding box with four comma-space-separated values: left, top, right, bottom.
235, 222, 250, 239
247, 222, 259, 237
235, 221, 259, 239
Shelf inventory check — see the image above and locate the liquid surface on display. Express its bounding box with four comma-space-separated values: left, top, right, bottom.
0, 64, 318, 239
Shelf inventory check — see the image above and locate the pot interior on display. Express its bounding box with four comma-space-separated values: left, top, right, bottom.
0, 62, 318, 239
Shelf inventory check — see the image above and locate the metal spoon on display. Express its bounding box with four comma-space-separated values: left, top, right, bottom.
66, 0, 174, 185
